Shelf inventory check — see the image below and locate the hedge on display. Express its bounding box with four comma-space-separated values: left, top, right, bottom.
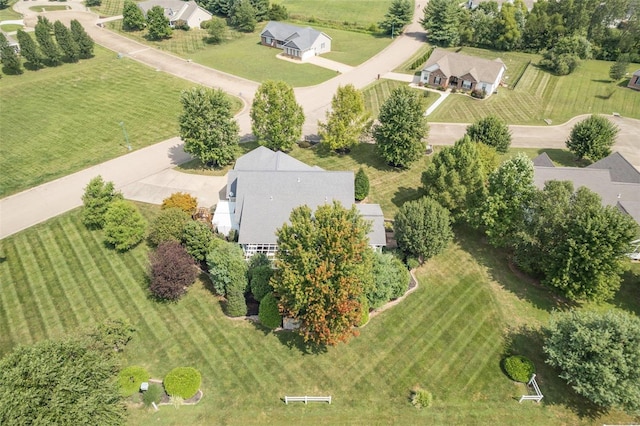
258, 292, 282, 329
164, 367, 201, 399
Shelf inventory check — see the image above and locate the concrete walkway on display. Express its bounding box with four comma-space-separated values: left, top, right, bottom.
297, 55, 354, 74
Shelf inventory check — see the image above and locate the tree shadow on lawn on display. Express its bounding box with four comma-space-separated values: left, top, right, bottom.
273, 328, 328, 355
391, 186, 424, 209
347, 143, 398, 171
505, 326, 609, 420
612, 266, 640, 316
456, 228, 575, 313
537, 149, 591, 168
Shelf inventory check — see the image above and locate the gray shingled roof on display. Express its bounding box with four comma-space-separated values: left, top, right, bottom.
235, 171, 354, 244
633, 69, 640, 77
587, 152, 640, 184
532, 152, 554, 167
423, 48, 506, 84
260, 21, 330, 51
138, 0, 208, 21
356, 204, 386, 247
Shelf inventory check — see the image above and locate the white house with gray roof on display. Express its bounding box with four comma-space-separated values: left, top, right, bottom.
138, 0, 211, 29
420, 48, 506, 96
213, 147, 386, 259
532, 152, 640, 226
260, 21, 331, 61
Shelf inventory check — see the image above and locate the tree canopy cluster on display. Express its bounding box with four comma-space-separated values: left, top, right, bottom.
196, 0, 283, 33
379, 0, 413, 36
11, 18, 93, 74
421, 0, 640, 65
0, 320, 135, 425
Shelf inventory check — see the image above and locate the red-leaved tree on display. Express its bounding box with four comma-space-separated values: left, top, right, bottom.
149, 241, 197, 300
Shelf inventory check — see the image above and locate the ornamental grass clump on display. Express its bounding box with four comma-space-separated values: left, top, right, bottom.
164, 367, 201, 399
503, 355, 535, 383
411, 387, 433, 409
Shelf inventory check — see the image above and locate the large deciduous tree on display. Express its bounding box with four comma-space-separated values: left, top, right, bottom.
70, 20, 94, 58
146, 5, 172, 40
373, 86, 428, 168
465, 115, 512, 153
516, 181, 639, 302
544, 309, 640, 414
149, 241, 197, 300
479, 153, 535, 248
123, 0, 146, 31
379, 0, 413, 36
82, 175, 123, 229
394, 197, 453, 262
0, 32, 22, 75
251, 80, 304, 152
103, 200, 147, 251
421, 0, 465, 46
272, 202, 374, 346
17, 29, 43, 69
318, 84, 370, 152
0, 337, 126, 425
422, 135, 487, 223
179, 87, 239, 167
231, 0, 257, 32
566, 114, 619, 161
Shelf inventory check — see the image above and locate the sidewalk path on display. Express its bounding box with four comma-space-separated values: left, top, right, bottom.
301, 55, 354, 74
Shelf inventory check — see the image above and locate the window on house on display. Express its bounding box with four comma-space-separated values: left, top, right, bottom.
481, 83, 487, 91
321, 42, 325, 49
462, 80, 472, 89
433, 76, 441, 85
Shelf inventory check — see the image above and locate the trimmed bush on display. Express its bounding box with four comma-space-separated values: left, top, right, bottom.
149, 241, 197, 301
411, 387, 432, 408
354, 167, 369, 201
148, 207, 191, 246
225, 286, 248, 317
164, 367, 201, 399
118, 366, 150, 397
103, 200, 146, 251
250, 265, 274, 302
503, 355, 535, 383
258, 292, 281, 329
142, 383, 163, 407
162, 192, 198, 215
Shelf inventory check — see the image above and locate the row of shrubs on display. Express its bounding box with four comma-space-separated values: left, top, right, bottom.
118, 366, 202, 405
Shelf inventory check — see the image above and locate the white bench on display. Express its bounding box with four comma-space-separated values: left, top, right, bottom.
519, 374, 543, 403
284, 395, 332, 404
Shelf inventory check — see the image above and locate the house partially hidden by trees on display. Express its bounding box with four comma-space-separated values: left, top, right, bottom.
138, 0, 212, 28
259, 21, 331, 61
628, 69, 640, 90
532, 152, 640, 225
212, 147, 386, 258
420, 48, 506, 96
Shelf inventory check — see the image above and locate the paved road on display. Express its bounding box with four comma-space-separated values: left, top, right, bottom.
1, 1, 639, 239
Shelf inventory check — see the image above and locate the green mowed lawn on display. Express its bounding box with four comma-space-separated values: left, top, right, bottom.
278, 0, 392, 27
107, 21, 389, 83
0, 46, 241, 197
428, 55, 640, 124
1, 207, 638, 424
28, 5, 69, 11
363, 78, 439, 118
93, 0, 133, 17
0, 0, 21, 21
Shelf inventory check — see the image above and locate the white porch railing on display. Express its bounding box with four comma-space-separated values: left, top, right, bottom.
284, 395, 332, 404
519, 374, 543, 403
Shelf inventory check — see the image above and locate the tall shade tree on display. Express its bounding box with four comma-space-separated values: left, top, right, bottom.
379, 0, 413, 36
82, 175, 123, 229
231, 0, 257, 32
566, 114, 619, 161
466, 115, 512, 153
103, 200, 147, 251
0, 337, 126, 425
516, 181, 639, 302
394, 197, 453, 262
318, 84, 370, 152
609, 54, 629, 80
544, 309, 640, 414
70, 20, 94, 58
494, 2, 522, 50
179, 87, 240, 167
17, 29, 43, 69
373, 86, 428, 168
0, 32, 22, 75
123, 0, 147, 30
35, 16, 62, 66
147, 5, 172, 40
421, 0, 465, 46
54, 20, 79, 63
272, 202, 374, 346
480, 153, 535, 248
251, 80, 304, 152
422, 135, 487, 223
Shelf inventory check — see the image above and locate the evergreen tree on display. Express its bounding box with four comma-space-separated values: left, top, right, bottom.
379, 0, 413, 36
82, 176, 123, 229
609, 54, 629, 80
35, 16, 62, 66
354, 168, 370, 201
54, 20, 80, 63
70, 20, 94, 58
0, 32, 22, 75
250, 0, 269, 22
16, 29, 43, 69
230, 0, 256, 32
421, 0, 464, 46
